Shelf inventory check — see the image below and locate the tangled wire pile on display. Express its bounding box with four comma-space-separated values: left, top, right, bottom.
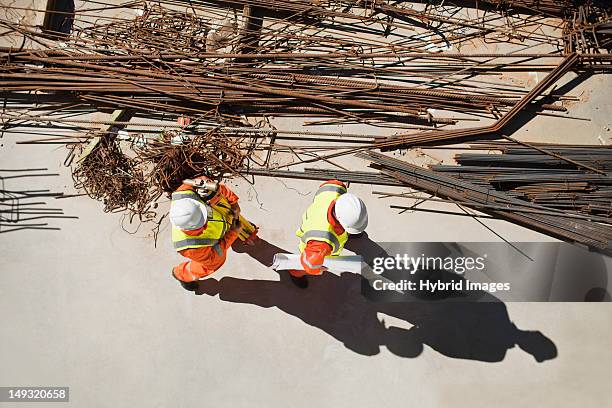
137, 130, 252, 194
72, 136, 154, 221
73, 4, 210, 54
70, 129, 253, 224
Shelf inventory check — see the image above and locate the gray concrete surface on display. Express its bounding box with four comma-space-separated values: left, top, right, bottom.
1, 130, 612, 407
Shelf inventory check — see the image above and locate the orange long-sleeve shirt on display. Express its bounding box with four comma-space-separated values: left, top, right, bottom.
173, 177, 240, 282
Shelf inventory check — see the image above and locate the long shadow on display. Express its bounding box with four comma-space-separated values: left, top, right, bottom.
195, 235, 558, 362
0, 169, 77, 233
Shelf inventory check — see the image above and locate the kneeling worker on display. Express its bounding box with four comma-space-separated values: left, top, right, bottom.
292, 180, 368, 288
169, 176, 257, 291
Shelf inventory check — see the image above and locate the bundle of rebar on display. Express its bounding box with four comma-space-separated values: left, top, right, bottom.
359, 150, 612, 255
2, 0, 608, 130
430, 142, 612, 217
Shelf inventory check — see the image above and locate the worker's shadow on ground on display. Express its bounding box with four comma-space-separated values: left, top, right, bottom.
196, 234, 558, 363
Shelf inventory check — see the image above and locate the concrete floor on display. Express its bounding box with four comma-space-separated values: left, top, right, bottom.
1, 133, 612, 407
1, 3, 612, 407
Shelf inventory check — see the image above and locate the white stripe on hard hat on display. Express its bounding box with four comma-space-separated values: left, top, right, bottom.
335, 193, 368, 234
169, 197, 207, 230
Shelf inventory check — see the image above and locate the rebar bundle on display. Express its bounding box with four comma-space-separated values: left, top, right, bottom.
360, 150, 612, 254
431, 143, 612, 217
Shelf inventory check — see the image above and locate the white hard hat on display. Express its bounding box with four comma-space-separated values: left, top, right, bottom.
169, 198, 207, 230
335, 193, 368, 234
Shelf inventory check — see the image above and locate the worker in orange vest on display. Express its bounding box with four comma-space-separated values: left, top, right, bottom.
291, 180, 368, 288
169, 176, 257, 291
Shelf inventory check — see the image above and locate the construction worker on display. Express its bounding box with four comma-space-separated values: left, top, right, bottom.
291, 180, 368, 288
169, 176, 257, 291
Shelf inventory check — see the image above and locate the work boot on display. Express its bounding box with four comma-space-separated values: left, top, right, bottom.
180, 280, 199, 292
290, 274, 309, 289
172, 268, 198, 292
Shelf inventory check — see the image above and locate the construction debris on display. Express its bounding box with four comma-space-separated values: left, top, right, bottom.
431, 142, 612, 218
136, 129, 253, 194
0, 0, 610, 252
72, 136, 152, 219
359, 150, 612, 255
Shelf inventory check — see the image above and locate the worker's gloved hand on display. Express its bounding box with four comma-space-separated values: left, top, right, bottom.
300, 241, 333, 275
230, 203, 241, 220
230, 220, 243, 234
300, 243, 332, 275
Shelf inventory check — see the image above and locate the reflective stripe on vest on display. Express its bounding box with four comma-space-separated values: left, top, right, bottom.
173, 237, 219, 249
300, 230, 341, 254
172, 190, 201, 201
171, 190, 231, 251
316, 184, 347, 194
297, 183, 348, 256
